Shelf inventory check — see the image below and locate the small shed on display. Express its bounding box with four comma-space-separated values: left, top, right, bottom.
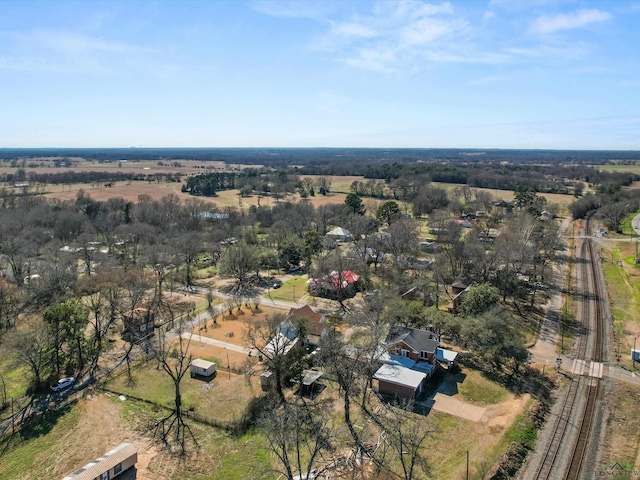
62, 443, 137, 480
300, 369, 324, 398
260, 370, 275, 392
190, 359, 216, 378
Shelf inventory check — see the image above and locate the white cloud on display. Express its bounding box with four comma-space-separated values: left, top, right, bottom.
483, 10, 496, 21
467, 74, 508, 86
530, 9, 612, 34
312, 2, 472, 70
331, 21, 377, 39
399, 17, 458, 46
0, 29, 154, 76
251, 1, 334, 20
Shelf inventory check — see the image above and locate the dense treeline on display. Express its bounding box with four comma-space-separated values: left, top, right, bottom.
569, 188, 640, 232
0, 170, 182, 186
182, 171, 262, 196
2, 147, 640, 166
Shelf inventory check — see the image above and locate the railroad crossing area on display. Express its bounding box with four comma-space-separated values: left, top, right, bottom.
532, 352, 640, 385
570, 359, 604, 378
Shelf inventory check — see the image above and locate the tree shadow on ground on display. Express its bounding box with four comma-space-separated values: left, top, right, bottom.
19, 400, 77, 442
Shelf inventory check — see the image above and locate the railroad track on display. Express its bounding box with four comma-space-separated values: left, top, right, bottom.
565, 220, 605, 480
532, 216, 605, 480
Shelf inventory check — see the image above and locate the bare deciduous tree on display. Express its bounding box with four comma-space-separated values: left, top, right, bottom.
259, 400, 333, 480
153, 324, 198, 454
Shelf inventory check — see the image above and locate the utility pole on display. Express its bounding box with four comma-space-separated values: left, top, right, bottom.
466, 450, 469, 480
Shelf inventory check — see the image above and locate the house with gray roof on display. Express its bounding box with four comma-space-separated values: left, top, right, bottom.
385, 326, 440, 364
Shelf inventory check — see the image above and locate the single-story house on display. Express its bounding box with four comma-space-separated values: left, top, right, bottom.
452, 219, 473, 228
420, 241, 440, 253
263, 333, 299, 359
447, 285, 471, 314
190, 359, 217, 378
477, 229, 499, 242
122, 308, 155, 340
307, 270, 360, 300
373, 363, 428, 400
346, 247, 385, 265
62, 443, 137, 480
451, 280, 469, 296
325, 227, 353, 242
404, 257, 434, 271
280, 305, 328, 346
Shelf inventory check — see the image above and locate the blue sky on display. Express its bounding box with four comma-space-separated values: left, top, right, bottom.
1, 0, 639, 149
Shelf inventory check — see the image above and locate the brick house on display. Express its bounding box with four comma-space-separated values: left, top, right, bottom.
373, 326, 444, 400
385, 326, 440, 364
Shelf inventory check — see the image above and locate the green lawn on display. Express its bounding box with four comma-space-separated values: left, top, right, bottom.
0, 402, 80, 480
596, 164, 640, 175
120, 400, 272, 480
0, 396, 273, 480
0, 355, 31, 399
601, 244, 640, 369
263, 276, 308, 303
457, 369, 511, 405
105, 361, 261, 425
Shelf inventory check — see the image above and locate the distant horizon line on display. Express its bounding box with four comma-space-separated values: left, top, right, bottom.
0, 146, 638, 153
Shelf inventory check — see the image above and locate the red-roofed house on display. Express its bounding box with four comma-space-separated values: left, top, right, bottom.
306, 270, 361, 300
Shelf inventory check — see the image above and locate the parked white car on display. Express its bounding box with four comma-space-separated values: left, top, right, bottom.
51, 376, 75, 392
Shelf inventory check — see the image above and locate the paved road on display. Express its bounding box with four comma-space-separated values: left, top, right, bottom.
181, 332, 256, 355
531, 349, 640, 387
633, 213, 640, 236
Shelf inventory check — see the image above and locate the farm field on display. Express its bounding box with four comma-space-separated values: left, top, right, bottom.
596, 164, 640, 175
0, 159, 239, 175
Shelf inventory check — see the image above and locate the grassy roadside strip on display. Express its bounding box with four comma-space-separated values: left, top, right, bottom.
600, 244, 640, 370
559, 229, 576, 354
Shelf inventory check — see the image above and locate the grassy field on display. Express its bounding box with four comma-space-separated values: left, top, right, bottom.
1, 365, 533, 480
457, 369, 511, 405
262, 276, 309, 303
599, 382, 640, 470
105, 360, 261, 425
0, 354, 31, 399
596, 164, 640, 175
599, 240, 640, 369
0, 402, 81, 480
0, 394, 273, 480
